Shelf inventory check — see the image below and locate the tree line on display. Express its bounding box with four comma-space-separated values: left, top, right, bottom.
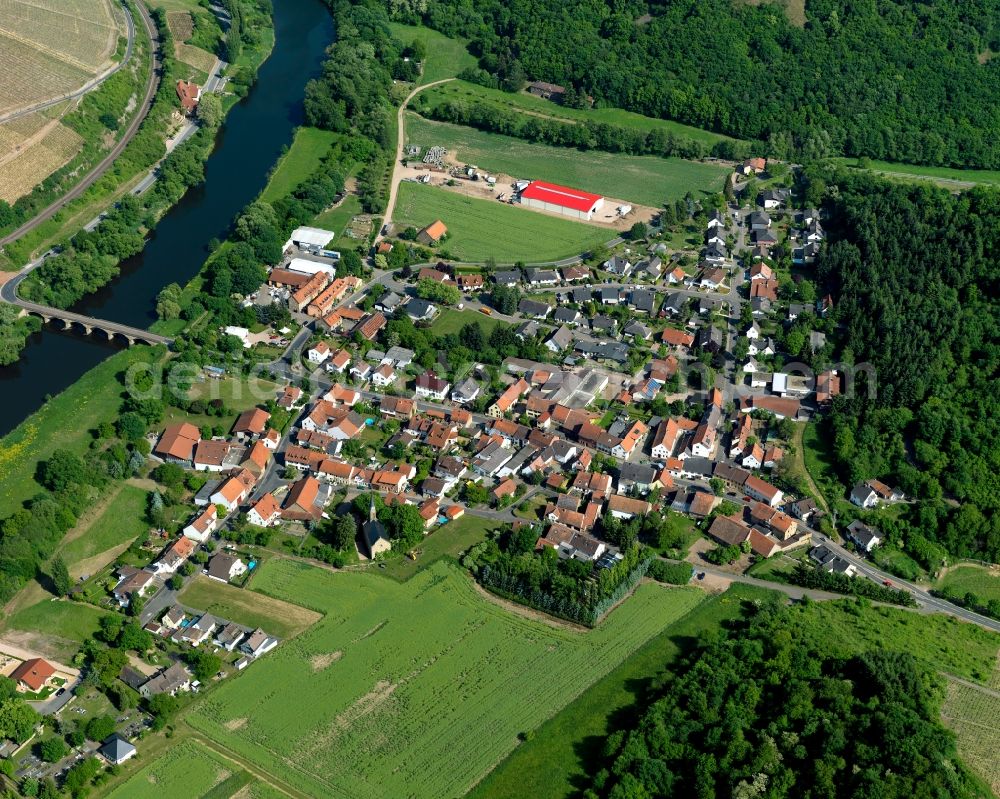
395, 0, 1000, 169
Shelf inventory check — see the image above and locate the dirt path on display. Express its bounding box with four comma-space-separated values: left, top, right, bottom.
380, 77, 457, 238
791, 422, 830, 514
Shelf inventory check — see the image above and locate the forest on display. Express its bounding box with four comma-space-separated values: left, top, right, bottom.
813, 171, 1000, 562
395, 0, 1000, 168
591, 600, 990, 799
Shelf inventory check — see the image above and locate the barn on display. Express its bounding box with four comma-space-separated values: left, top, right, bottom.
518, 181, 604, 221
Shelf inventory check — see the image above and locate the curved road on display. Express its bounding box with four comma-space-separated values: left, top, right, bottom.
380, 77, 457, 239
0, 0, 138, 126
0, 1, 161, 249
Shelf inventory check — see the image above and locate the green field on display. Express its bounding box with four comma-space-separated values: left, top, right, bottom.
406, 114, 731, 206
163, 374, 279, 430
59, 484, 149, 572
394, 182, 608, 263
832, 158, 1000, 186
937, 565, 1000, 604
469, 582, 779, 799
416, 79, 735, 146
178, 575, 323, 639
430, 307, 503, 338
186, 559, 706, 799
377, 514, 499, 581
2, 599, 108, 661
260, 127, 337, 202
312, 193, 363, 249
388, 23, 477, 84
0, 347, 159, 518
104, 739, 248, 799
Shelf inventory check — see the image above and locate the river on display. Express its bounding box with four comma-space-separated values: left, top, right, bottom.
0, 0, 334, 437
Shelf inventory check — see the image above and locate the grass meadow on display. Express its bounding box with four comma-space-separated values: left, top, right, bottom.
393, 181, 608, 262
405, 114, 732, 206
2, 599, 108, 661
178, 575, 322, 639
387, 23, 477, 84
58, 483, 149, 572
417, 79, 735, 146
937, 565, 1000, 604
260, 127, 337, 202
0, 347, 157, 518
185, 559, 706, 799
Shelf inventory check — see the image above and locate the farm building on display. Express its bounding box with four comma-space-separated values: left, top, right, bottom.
519, 181, 604, 221
417, 220, 448, 245
284, 226, 336, 253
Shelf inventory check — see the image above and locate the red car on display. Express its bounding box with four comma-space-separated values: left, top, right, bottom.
883, 580, 893, 587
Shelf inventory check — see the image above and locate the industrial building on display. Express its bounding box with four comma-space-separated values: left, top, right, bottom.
518, 181, 604, 221
284, 226, 336, 254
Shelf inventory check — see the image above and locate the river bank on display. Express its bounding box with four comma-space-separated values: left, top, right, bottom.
0, 0, 335, 438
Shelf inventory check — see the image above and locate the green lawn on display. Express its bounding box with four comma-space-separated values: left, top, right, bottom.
312, 193, 362, 248
59, 484, 149, 572
104, 739, 246, 799
185, 559, 706, 799
431, 307, 503, 338
377, 514, 499, 581
162, 374, 279, 431
387, 23, 477, 85
0, 347, 159, 518
937, 565, 1000, 604
260, 127, 337, 202
405, 114, 731, 206
178, 575, 323, 639
394, 182, 608, 263
416, 79, 736, 146
2, 599, 109, 661
801, 419, 844, 511
468, 582, 779, 799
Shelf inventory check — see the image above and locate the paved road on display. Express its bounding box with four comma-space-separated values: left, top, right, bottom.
0, 0, 138, 126
0, 1, 161, 249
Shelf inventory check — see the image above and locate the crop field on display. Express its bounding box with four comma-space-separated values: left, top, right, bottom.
187, 559, 706, 799
0, 0, 123, 115
405, 114, 731, 206
416, 79, 736, 146
941, 678, 1000, 794
831, 157, 1000, 187
58, 484, 149, 575
394, 181, 608, 262
104, 739, 252, 799
0, 117, 83, 203
936, 564, 1000, 604
178, 575, 323, 639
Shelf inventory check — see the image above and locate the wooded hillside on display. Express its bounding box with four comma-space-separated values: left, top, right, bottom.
400, 0, 1000, 168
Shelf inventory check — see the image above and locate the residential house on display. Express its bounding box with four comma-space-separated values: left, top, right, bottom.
846, 520, 882, 552
10, 658, 55, 693
518, 298, 552, 319
183, 506, 218, 543
139, 663, 191, 697
207, 553, 247, 583
404, 298, 437, 322
415, 372, 451, 400
241, 628, 278, 658
247, 493, 282, 527
154, 422, 200, 465
810, 544, 856, 576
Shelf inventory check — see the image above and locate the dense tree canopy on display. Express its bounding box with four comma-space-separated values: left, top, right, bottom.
401, 0, 1000, 168
591, 602, 990, 799
814, 171, 1000, 561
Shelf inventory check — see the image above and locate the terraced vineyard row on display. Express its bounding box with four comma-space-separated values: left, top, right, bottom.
0, 120, 83, 203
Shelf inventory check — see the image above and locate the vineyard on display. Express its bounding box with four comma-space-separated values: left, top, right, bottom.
186, 559, 706, 799
167, 10, 218, 77
0, 0, 123, 115
0, 112, 83, 203
941, 676, 1000, 794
